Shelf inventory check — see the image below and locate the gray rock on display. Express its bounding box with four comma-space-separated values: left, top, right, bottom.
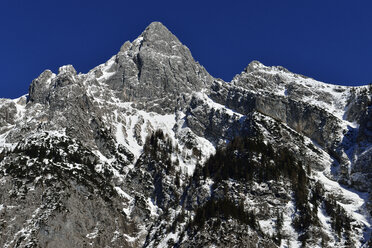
28, 69, 54, 104
0, 100, 17, 127
105, 22, 214, 113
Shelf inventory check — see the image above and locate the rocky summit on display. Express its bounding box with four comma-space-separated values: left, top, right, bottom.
0, 22, 371, 248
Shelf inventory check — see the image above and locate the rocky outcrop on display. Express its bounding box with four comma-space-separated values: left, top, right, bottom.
185, 92, 253, 145
28, 69, 55, 104
104, 22, 214, 113
0, 134, 137, 248
0, 100, 17, 127
209, 80, 343, 156
357, 103, 372, 143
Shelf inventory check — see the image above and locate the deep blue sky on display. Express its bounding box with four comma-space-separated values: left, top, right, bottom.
1, 0, 371, 98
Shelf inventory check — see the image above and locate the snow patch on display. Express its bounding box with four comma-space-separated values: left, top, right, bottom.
147, 198, 159, 217
86, 225, 99, 239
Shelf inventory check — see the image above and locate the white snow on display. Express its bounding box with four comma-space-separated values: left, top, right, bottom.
202, 178, 214, 195
147, 197, 159, 217
259, 218, 276, 236
317, 206, 336, 247
97, 56, 117, 82
157, 231, 178, 248
194, 91, 243, 118
123, 234, 137, 242
280, 200, 301, 248
86, 225, 99, 239
0, 131, 11, 153
316, 171, 371, 228
243, 63, 368, 129
114, 186, 132, 201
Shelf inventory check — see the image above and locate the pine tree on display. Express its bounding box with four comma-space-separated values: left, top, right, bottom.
275, 209, 284, 246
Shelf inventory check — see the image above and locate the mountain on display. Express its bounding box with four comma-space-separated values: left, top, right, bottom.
0, 21, 371, 248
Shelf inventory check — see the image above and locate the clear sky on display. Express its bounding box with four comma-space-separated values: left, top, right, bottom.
1, 0, 371, 98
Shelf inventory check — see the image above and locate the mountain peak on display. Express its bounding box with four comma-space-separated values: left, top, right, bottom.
140, 21, 179, 44
244, 60, 265, 73
143, 21, 170, 34
58, 65, 77, 76
145, 21, 168, 31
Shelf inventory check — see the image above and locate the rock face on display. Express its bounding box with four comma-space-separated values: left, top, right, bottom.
105, 22, 213, 113
0, 100, 17, 126
0, 22, 371, 248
